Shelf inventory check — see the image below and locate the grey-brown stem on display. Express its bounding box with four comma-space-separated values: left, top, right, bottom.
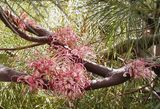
0, 64, 130, 90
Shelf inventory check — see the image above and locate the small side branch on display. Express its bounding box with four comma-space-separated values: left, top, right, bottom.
0, 43, 45, 51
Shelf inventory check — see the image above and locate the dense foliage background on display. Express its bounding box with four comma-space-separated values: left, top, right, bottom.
0, 0, 160, 109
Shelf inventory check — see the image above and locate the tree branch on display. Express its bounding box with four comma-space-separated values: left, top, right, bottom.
83, 60, 113, 77
0, 65, 27, 82
0, 43, 44, 51
86, 67, 130, 90
0, 7, 49, 43
1, 8, 52, 37
0, 64, 130, 90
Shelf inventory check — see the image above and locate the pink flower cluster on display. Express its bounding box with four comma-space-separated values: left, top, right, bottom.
49, 63, 90, 99
52, 27, 79, 48
127, 59, 156, 79
71, 46, 93, 58
30, 48, 90, 99
51, 27, 93, 59
18, 75, 45, 91
19, 37, 91, 99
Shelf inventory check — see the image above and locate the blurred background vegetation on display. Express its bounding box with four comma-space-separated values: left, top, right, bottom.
0, 0, 160, 109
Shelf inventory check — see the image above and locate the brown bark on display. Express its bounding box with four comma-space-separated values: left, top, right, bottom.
0, 64, 130, 90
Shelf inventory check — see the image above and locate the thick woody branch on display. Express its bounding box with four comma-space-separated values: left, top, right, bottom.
0, 7, 49, 43
86, 67, 130, 90
0, 65, 27, 82
83, 60, 113, 77
0, 64, 130, 90
0, 59, 159, 90
0, 8, 52, 37
0, 65, 49, 89
25, 25, 52, 37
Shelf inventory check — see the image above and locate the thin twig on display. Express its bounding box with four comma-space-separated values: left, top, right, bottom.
118, 79, 155, 96
0, 43, 45, 51
118, 84, 150, 96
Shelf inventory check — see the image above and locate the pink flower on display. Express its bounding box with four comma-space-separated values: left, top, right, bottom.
17, 75, 45, 91
127, 59, 156, 79
18, 27, 93, 99
20, 46, 91, 99
51, 27, 79, 48
29, 58, 54, 75
71, 46, 93, 58
49, 63, 90, 99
